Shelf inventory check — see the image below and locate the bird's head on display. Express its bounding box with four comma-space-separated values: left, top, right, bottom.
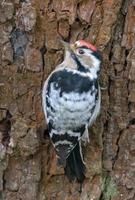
61, 40, 102, 77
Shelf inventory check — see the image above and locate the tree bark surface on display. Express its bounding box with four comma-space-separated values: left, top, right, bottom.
0, 0, 135, 199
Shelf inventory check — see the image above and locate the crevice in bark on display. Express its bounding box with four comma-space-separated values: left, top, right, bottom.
112, 129, 123, 169
0, 110, 12, 147
40, 45, 47, 71
129, 118, 135, 125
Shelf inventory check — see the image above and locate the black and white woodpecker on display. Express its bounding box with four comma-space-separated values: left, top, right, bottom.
42, 40, 102, 183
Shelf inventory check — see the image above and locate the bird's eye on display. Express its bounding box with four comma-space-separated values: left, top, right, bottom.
78, 49, 84, 54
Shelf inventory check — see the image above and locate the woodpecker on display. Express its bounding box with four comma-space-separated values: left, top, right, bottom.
42, 40, 102, 183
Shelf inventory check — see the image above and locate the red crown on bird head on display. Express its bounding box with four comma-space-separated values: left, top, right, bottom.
75, 40, 97, 52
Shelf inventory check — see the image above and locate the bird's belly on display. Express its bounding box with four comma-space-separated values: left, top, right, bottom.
46, 88, 96, 130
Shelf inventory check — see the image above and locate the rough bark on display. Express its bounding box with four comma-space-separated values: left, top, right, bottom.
0, 0, 135, 199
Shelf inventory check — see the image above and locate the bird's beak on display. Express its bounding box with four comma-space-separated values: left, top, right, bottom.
60, 40, 76, 52
60, 40, 71, 50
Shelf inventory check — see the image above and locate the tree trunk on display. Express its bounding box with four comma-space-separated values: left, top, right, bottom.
0, 0, 135, 199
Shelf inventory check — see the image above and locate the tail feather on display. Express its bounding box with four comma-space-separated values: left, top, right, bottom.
64, 142, 86, 183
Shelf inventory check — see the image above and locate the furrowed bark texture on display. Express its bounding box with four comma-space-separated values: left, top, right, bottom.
0, 0, 135, 199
